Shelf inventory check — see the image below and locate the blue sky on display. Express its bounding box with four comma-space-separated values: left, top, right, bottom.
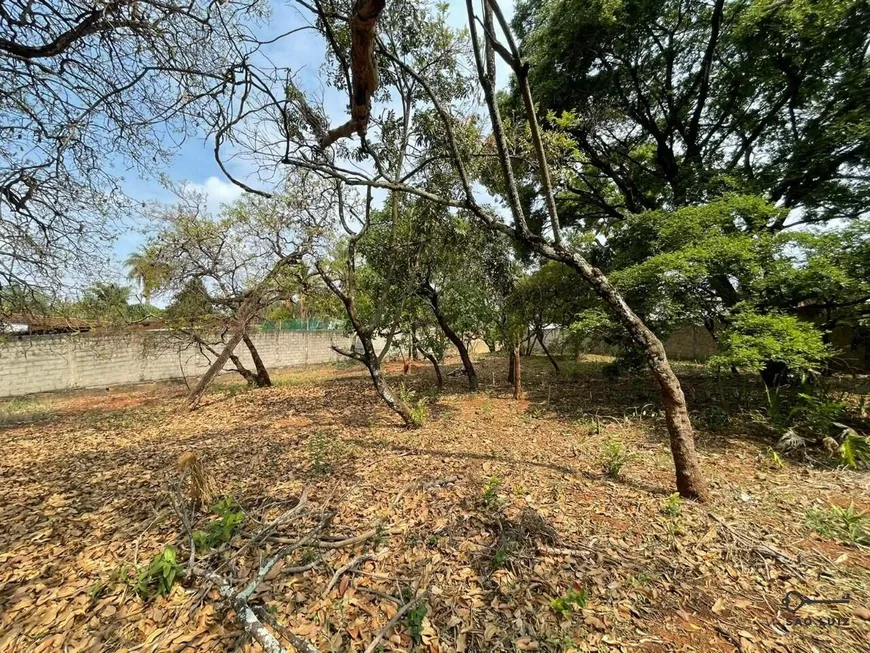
113, 0, 512, 288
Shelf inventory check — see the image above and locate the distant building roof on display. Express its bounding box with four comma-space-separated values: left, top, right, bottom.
2, 313, 97, 335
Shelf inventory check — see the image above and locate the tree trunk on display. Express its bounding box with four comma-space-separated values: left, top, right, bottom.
418, 282, 477, 391
243, 333, 272, 387
536, 327, 560, 373
417, 345, 443, 388
461, 0, 708, 500
512, 341, 522, 399
559, 250, 708, 500
229, 352, 258, 386
507, 346, 515, 384
187, 330, 244, 410
356, 332, 417, 427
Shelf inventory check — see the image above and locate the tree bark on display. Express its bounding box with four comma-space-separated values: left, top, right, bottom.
417, 282, 477, 391
536, 327, 560, 373
229, 352, 258, 386
187, 330, 244, 410
243, 333, 272, 387
512, 341, 522, 399
335, 331, 417, 427
507, 347, 515, 384
416, 345, 443, 388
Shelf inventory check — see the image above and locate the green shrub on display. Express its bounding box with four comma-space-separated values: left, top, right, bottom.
398, 383, 429, 427
709, 309, 830, 380
837, 425, 870, 470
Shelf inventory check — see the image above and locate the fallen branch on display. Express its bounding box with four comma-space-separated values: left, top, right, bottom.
191, 565, 300, 653
239, 511, 334, 601
323, 552, 378, 597
363, 590, 429, 653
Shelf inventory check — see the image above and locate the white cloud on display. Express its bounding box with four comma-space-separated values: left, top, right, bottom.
184, 176, 244, 213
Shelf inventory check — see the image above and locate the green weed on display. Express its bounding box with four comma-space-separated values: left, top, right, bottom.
550, 587, 588, 617
661, 492, 682, 517
806, 503, 869, 547
481, 476, 502, 509
307, 431, 345, 475
405, 601, 428, 643
134, 546, 183, 600
192, 497, 245, 551
601, 439, 634, 478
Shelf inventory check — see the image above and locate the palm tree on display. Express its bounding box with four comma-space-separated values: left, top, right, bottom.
125, 246, 169, 305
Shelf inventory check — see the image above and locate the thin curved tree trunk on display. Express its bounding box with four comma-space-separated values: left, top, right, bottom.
463, 0, 707, 500
243, 333, 272, 387
417, 281, 477, 391
416, 345, 443, 388
316, 261, 417, 428
507, 346, 515, 384
536, 327, 560, 373
342, 330, 416, 427
229, 352, 258, 386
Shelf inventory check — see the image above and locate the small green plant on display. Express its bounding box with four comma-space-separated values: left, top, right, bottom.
628, 571, 654, 587
490, 543, 512, 570
601, 439, 634, 478
765, 447, 784, 469
405, 601, 428, 643
481, 476, 502, 508
661, 492, 682, 517
529, 405, 545, 419
135, 546, 183, 600
836, 425, 870, 469
307, 431, 345, 475
550, 586, 588, 617
398, 383, 429, 427
806, 503, 869, 547
193, 497, 245, 551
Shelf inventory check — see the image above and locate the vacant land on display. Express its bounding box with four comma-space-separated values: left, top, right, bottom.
0, 356, 868, 652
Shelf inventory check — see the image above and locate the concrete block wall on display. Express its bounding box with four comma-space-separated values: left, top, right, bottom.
0, 330, 355, 398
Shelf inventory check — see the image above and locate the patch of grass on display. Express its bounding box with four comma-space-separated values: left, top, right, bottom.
601, 439, 634, 479
0, 396, 54, 425
628, 571, 655, 587
307, 431, 346, 475
490, 542, 513, 570
550, 587, 588, 617
806, 503, 869, 547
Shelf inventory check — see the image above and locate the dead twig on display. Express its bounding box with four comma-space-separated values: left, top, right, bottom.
323, 552, 378, 597
363, 590, 429, 653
